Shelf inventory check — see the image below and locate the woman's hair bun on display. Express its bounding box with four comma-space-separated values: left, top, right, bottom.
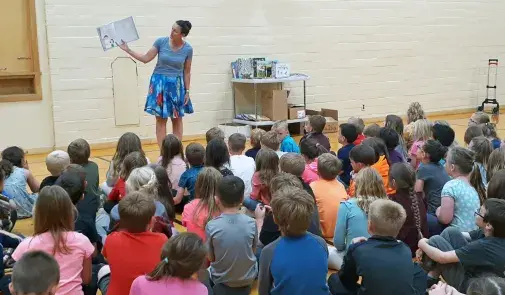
184, 21, 192, 30
176, 20, 192, 36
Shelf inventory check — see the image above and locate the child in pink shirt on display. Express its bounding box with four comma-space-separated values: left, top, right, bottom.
129, 233, 208, 295
182, 167, 222, 241
300, 138, 328, 184
158, 134, 187, 193
409, 119, 432, 169
250, 149, 279, 205
12, 186, 94, 295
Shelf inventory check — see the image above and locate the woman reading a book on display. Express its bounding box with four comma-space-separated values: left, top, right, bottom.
118, 20, 193, 145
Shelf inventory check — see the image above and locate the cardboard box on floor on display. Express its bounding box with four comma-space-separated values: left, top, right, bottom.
288, 108, 339, 135
306, 108, 339, 133
261, 89, 289, 121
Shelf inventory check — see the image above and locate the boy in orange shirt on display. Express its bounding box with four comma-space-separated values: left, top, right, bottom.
347, 145, 377, 197
310, 153, 348, 238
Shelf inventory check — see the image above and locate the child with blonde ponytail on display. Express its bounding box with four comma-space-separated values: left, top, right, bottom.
111, 167, 167, 221
109, 167, 175, 238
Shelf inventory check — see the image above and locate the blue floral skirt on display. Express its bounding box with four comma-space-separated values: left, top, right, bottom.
145, 73, 194, 119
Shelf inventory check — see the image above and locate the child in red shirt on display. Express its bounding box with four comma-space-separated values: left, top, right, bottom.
98, 191, 168, 295
105, 152, 147, 213
348, 117, 366, 145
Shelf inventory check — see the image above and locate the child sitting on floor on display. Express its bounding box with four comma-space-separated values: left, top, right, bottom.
10, 251, 60, 295
419, 198, 505, 292
110, 167, 174, 237
464, 125, 484, 146
158, 134, 187, 197
437, 147, 482, 232
101, 132, 148, 195
148, 164, 176, 226
55, 171, 100, 256
175, 143, 205, 206
40, 150, 70, 189
256, 171, 323, 248
468, 111, 490, 127
106, 152, 148, 212
99, 191, 169, 295
347, 145, 377, 197
379, 127, 405, 164
206, 176, 258, 294
205, 138, 234, 177
248, 149, 279, 210
261, 131, 287, 158
182, 167, 222, 241
469, 136, 492, 186
385, 114, 408, 160
487, 147, 505, 181
409, 119, 432, 169
414, 139, 450, 236
205, 127, 225, 143
68, 138, 100, 218
332, 168, 388, 270
430, 277, 505, 295
362, 137, 395, 195
482, 122, 501, 149
1, 146, 39, 218
272, 120, 300, 153
389, 163, 429, 257
348, 117, 366, 145
258, 187, 330, 295
129, 233, 208, 295
337, 123, 359, 186
311, 153, 347, 239
227, 133, 256, 198
301, 115, 331, 151
12, 186, 94, 295
245, 128, 265, 160
300, 138, 328, 184
432, 123, 456, 148
328, 199, 426, 295
468, 111, 499, 148
0, 168, 16, 231
363, 123, 381, 138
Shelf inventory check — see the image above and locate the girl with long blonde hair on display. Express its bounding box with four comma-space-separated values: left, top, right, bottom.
331, 168, 387, 270
409, 119, 432, 169
181, 167, 222, 241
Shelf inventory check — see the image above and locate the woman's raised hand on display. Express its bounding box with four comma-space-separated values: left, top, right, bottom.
117, 40, 130, 52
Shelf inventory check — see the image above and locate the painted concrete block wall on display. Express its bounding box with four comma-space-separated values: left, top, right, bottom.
44, 0, 505, 147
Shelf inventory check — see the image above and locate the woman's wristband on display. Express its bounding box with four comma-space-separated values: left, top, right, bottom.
185, 89, 190, 94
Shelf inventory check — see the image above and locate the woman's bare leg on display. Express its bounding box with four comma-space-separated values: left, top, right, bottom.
171, 117, 183, 140
156, 117, 168, 149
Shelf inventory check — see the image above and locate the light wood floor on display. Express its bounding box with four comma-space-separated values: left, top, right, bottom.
13, 111, 503, 295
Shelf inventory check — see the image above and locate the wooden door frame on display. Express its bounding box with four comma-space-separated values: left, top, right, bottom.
0, 0, 42, 102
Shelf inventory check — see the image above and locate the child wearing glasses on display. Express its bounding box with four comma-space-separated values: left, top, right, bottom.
418, 198, 505, 293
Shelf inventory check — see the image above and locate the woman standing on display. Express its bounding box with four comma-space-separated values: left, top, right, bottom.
119, 20, 193, 145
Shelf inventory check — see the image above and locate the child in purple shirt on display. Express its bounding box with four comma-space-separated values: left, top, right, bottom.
129, 233, 208, 295
380, 127, 406, 164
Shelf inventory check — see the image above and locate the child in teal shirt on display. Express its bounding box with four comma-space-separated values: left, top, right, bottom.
272, 120, 300, 153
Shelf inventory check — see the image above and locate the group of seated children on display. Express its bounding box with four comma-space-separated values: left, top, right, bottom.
2, 103, 505, 295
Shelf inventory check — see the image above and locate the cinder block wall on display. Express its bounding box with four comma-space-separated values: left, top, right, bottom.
44, 0, 505, 146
